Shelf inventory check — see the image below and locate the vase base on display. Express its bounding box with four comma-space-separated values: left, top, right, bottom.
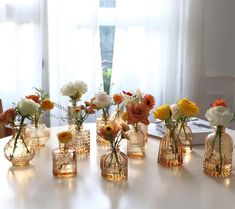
182, 146, 192, 154
127, 153, 145, 159
53, 171, 77, 178
158, 158, 182, 167
101, 172, 127, 181
12, 161, 30, 167
203, 161, 232, 177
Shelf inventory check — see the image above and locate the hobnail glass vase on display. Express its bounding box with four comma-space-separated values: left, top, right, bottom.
4, 124, 35, 167
176, 122, 193, 154
158, 126, 183, 167
26, 114, 50, 147
127, 125, 145, 158
68, 125, 90, 154
96, 115, 110, 145
203, 126, 233, 177
100, 146, 128, 181
52, 143, 77, 177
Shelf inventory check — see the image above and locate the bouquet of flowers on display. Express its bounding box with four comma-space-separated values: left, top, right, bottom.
60, 80, 87, 107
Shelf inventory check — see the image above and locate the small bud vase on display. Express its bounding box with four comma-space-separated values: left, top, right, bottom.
203, 126, 233, 177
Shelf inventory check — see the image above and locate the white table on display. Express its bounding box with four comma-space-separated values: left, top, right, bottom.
0, 123, 235, 209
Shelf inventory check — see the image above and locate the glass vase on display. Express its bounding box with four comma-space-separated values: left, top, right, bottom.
52, 143, 77, 177
68, 105, 78, 127
110, 109, 124, 126
26, 114, 50, 147
176, 123, 193, 154
127, 125, 145, 158
100, 146, 128, 181
140, 123, 148, 142
158, 126, 183, 167
68, 125, 90, 154
96, 115, 111, 145
203, 127, 233, 177
4, 124, 35, 167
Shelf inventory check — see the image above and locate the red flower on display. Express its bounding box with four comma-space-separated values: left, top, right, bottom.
26, 95, 40, 104
123, 91, 133, 96
143, 94, 155, 109
113, 94, 123, 104
210, 99, 227, 107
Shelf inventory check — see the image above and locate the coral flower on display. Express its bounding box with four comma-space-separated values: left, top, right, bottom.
126, 103, 150, 125
143, 94, 155, 109
57, 131, 72, 143
26, 95, 40, 104
41, 99, 54, 110
210, 99, 227, 107
113, 94, 123, 105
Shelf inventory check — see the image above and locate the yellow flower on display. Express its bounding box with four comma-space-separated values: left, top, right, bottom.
57, 131, 72, 143
178, 98, 199, 117
41, 99, 54, 110
153, 104, 171, 121
104, 124, 114, 135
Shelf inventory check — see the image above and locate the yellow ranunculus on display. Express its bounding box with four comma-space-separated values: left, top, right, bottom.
153, 104, 171, 121
41, 99, 54, 110
178, 98, 199, 117
57, 131, 72, 143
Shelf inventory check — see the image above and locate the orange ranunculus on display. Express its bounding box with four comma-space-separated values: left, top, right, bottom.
41, 99, 54, 110
26, 95, 40, 104
210, 99, 227, 107
126, 103, 150, 125
143, 94, 155, 109
0, 108, 17, 125
98, 122, 120, 142
57, 131, 72, 143
113, 94, 123, 105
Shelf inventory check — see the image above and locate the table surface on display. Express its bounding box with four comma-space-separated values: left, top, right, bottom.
0, 123, 235, 209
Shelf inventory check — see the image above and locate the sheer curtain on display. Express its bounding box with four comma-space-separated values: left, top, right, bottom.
111, 0, 204, 106
48, 0, 103, 126
0, 0, 42, 110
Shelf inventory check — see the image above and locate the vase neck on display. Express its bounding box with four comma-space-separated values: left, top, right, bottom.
12, 124, 27, 139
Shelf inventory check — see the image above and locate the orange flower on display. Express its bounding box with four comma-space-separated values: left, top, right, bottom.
143, 94, 155, 109
113, 94, 123, 105
26, 95, 40, 104
0, 108, 17, 125
41, 99, 54, 110
98, 122, 120, 141
126, 103, 150, 125
210, 99, 227, 107
57, 131, 72, 143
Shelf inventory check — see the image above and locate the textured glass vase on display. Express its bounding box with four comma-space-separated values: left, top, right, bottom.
203, 127, 233, 177
158, 126, 183, 167
68, 125, 90, 154
26, 114, 50, 147
4, 124, 35, 167
52, 143, 77, 177
68, 105, 78, 127
100, 146, 128, 181
140, 123, 148, 142
176, 123, 193, 154
96, 116, 111, 145
127, 125, 145, 158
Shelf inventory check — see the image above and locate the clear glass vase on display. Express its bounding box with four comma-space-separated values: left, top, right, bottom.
68, 105, 78, 127
139, 123, 148, 142
68, 125, 90, 154
96, 115, 111, 145
158, 126, 183, 167
203, 126, 233, 177
26, 114, 50, 147
52, 143, 77, 177
4, 124, 35, 167
100, 146, 128, 181
127, 125, 145, 158
176, 123, 193, 154
110, 109, 124, 126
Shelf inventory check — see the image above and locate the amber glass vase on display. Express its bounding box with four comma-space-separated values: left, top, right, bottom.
26, 114, 50, 147
176, 122, 193, 154
158, 126, 183, 167
96, 115, 110, 145
68, 125, 90, 154
4, 124, 35, 167
203, 126, 233, 177
52, 143, 77, 177
100, 146, 128, 181
127, 125, 145, 158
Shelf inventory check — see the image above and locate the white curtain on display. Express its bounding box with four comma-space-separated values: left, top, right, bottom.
0, 0, 42, 110
111, 0, 204, 107
48, 0, 103, 126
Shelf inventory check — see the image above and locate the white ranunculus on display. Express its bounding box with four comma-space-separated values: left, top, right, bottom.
18, 98, 40, 117
74, 80, 87, 95
205, 106, 234, 128
170, 103, 180, 121
93, 91, 112, 108
60, 82, 77, 97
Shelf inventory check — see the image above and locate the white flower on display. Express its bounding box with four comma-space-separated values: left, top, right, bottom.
74, 80, 87, 95
170, 103, 180, 121
93, 91, 112, 108
18, 98, 40, 117
123, 94, 134, 105
60, 82, 77, 97
205, 106, 234, 128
